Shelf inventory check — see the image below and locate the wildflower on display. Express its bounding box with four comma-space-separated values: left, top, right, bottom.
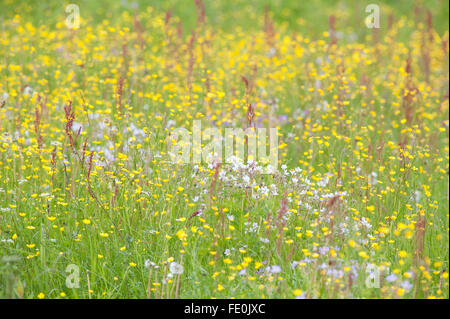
169, 262, 184, 275
386, 273, 398, 283
400, 280, 413, 290
359, 251, 369, 259
293, 289, 302, 296
267, 265, 282, 274
176, 229, 187, 241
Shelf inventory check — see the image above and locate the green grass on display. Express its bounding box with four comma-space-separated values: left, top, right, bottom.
0, 0, 448, 299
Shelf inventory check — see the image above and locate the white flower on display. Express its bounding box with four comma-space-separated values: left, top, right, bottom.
259, 186, 269, 196
24, 86, 34, 96
169, 262, 184, 275
269, 184, 278, 195
72, 121, 83, 133
414, 190, 421, 202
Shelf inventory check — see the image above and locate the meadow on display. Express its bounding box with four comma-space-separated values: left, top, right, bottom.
0, 0, 448, 299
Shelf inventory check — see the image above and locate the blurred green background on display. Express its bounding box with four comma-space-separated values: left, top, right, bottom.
0, 0, 448, 38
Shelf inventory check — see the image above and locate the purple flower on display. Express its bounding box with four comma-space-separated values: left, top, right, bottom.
278, 115, 288, 122
256, 268, 265, 275
400, 280, 413, 290
266, 265, 282, 274
385, 273, 398, 283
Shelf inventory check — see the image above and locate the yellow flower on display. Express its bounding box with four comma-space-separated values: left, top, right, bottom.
129, 262, 137, 267
405, 231, 413, 239
223, 258, 232, 264
82, 219, 91, 225
37, 292, 45, 299
293, 289, 302, 296
359, 251, 369, 259
398, 251, 408, 258
176, 229, 187, 241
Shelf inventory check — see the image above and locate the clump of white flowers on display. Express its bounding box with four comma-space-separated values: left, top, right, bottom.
169, 262, 184, 275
